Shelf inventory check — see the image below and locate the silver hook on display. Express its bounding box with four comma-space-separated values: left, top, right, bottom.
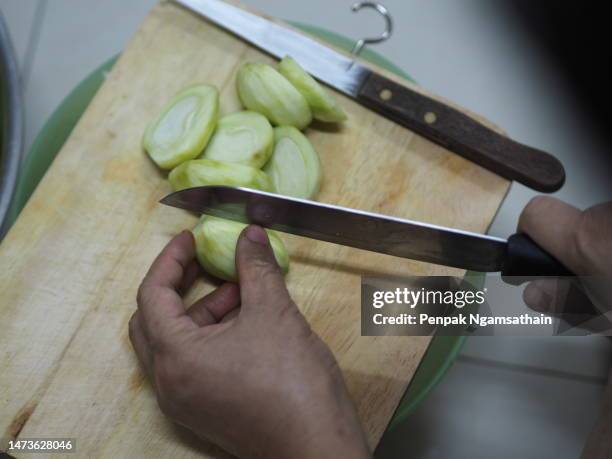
350, 2, 393, 57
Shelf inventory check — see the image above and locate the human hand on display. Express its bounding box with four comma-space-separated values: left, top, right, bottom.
518, 196, 612, 319
129, 226, 370, 459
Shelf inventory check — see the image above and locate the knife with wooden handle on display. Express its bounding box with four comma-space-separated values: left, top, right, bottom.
174, 0, 565, 192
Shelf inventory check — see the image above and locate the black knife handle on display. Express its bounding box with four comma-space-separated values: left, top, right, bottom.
502, 234, 601, 320
357, 73, 565, 192
502, 233, 573, 282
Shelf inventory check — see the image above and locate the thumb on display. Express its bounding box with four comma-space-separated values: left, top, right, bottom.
235, 225, 291, 313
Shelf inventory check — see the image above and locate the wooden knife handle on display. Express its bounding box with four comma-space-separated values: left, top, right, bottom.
357, 73, 565, 192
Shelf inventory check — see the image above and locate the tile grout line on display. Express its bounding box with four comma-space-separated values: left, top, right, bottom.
458, 354, 609, 385
21, 0, 47, 91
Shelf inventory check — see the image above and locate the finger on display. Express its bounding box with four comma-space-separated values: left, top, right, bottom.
128, 312, 153, 378
235, 225, 291, 312
523, 279, 604, 330
187, 283, 241, 327
518, 196, 582, 273
220, 307, 240, 324
523, 279, 560, 314
137, 231, 196, 338
574, 203, 612, 275
179, 260, 201, 295
144, 230, 197, 296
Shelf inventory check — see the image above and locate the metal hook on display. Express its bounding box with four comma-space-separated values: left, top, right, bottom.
350, 2, 393, 57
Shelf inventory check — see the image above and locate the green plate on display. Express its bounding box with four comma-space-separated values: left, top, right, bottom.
6, 22, 472, 430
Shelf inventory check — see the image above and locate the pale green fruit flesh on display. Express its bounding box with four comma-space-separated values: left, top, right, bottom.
193, 216, 290, 282
168, 158, 273, 192
264, 126, 322, 199
203, 111, 274, 168
143, 84, 219, 170
278, 56, 347, 123
236, 63, 312, 130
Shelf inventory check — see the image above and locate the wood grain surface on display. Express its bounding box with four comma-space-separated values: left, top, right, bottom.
0, 1, 510, 457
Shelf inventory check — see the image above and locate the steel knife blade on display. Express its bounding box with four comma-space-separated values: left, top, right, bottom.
160, 186, 571, 278
173, 0, 565, 192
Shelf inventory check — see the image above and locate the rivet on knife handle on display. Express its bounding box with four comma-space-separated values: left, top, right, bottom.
358, 73, 566, 192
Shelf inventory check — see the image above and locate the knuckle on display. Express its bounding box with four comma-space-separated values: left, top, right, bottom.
128, 313, 139, 340
277, 300, 300, 320
527, 195, 555, 212
250, 257, 280, 278
136, 282, 148, 307
520, 196, 552, 227
527, 195, 551, 209
572, 209, 598, 272
294, 320, 314, 340
277, 302, 311, 335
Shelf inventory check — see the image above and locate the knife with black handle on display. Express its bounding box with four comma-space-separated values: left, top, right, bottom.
175, 0, 565, 192
163, 187, 600, 317
161, 186, 573, 281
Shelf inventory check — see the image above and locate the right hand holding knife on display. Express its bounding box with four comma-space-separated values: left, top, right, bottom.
517, 196, 612, 322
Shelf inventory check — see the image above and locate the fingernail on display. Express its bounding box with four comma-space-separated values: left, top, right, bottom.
246, 225, 268, 245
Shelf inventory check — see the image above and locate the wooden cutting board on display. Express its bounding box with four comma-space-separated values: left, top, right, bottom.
0, 1, 509, 457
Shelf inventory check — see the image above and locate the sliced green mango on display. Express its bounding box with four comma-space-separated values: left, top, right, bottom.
203, 111, 274, 168
278, 56, 347, 123
264, 126, 322, 199
143, 84, 219, 170
168, 158, 272, 192
236, 63, 312, 130
193, 216, 290, 282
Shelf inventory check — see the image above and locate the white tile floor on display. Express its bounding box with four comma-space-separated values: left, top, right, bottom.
1, 1, 611, 458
